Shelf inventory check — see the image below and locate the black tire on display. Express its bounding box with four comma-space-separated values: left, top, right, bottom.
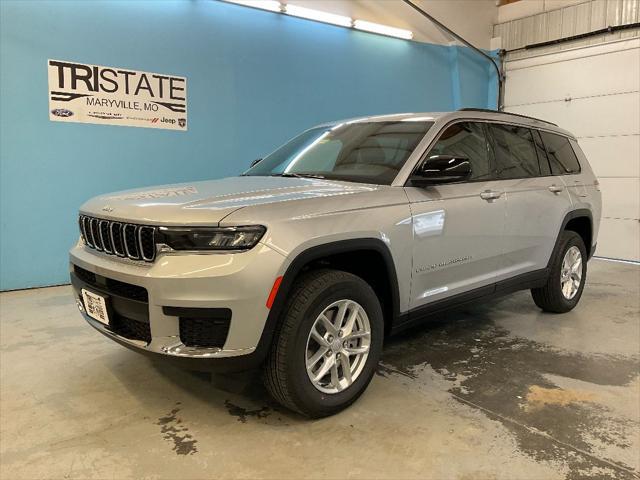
531, 231, 587, 313
263, 269, 384, 418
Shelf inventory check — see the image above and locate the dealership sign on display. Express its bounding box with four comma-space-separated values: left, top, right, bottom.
48, 60, 187, 130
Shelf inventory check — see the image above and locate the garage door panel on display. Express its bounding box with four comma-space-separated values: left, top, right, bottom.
596, 218, 640, 261
598, 177, 640, 220
578, 135, 640, 178
505, 39, 640, 261
508, 92, 640, 138
505, 47, 640, 106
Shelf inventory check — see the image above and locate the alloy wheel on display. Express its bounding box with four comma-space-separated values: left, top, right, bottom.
561, 245, 582, 300
305, 299, 371, 394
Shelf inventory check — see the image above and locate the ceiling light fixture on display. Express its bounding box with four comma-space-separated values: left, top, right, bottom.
353, 20, 413, 40
220, 1, 414, 41
284, 4, 353, 28
222, 0, 282, 13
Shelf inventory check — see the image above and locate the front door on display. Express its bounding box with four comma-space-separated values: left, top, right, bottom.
404, 122, 506, 312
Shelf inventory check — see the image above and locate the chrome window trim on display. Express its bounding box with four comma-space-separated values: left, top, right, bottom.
392, 113, 579, 187
401, 117, 582, 187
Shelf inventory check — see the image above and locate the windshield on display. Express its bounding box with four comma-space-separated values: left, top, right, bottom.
244, 121, 434, 185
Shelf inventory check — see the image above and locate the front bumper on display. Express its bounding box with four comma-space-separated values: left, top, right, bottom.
69, 240, 286, 369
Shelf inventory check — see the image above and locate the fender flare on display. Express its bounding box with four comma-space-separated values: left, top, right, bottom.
548, 208, 594, 266
252, 238, 401, 363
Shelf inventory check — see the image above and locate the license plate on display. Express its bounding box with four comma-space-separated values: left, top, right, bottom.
81, 289, 109, 325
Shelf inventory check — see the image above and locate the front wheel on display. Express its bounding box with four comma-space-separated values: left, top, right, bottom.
264, 269, 383, 418
531, 231, 587, 313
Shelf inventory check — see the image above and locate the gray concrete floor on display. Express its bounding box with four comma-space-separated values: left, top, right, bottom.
1, 259, 639, 480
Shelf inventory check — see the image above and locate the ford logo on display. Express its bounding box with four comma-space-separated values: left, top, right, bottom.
51, 108, 73, 117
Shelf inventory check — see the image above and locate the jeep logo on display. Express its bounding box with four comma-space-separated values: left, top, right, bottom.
161, 117, 176, 124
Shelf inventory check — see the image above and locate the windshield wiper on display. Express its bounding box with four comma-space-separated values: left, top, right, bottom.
272, 172, 326, 179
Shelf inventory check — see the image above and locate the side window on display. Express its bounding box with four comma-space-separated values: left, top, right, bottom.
488, 124, 540, 179
532, 129, 551, 176
427, 122, 491, 181
540, 131, 581, 174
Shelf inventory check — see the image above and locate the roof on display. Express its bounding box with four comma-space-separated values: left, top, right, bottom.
319, 109, 574, 139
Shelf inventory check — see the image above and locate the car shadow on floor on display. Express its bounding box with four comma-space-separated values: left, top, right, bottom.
104, 291, 639, 478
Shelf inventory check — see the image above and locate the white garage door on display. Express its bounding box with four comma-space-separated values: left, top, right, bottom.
504, 38, 640, 261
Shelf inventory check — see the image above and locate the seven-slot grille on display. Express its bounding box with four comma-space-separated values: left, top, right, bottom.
79, 215, 156, 262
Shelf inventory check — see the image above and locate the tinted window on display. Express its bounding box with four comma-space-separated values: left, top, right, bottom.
245, 121, 433, 185
427, 122, 491, 181
540, 131, 581, 174
489, 124, 540, 179
532, 129, 551, 176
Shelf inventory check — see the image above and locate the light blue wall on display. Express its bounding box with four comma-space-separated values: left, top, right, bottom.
451, 46, 500, 110
0, 0, 495, 290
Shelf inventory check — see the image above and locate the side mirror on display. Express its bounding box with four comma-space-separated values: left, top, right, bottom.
411, 155, 471, 186
250, 158, 263, 168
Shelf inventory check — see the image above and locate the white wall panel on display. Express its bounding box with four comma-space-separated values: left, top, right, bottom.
561, 5, 577, 38
498, 1, 544, 23
579, 135, 640, 178
599, 178, 640, 219
505, 45, 640, 105
504, 39, 640, 260
494, 0, 640, 60
575, 2, 592, 36
606, 0, 624, 25
590, 0, 607, 31
597, 218, 640, 260
508, 92, 639, 138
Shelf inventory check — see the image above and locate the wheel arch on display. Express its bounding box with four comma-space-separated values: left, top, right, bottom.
253, 238, 401, 363
551, 209, 594, 265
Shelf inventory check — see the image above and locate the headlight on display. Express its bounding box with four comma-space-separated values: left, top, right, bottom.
158, 226, 266, 251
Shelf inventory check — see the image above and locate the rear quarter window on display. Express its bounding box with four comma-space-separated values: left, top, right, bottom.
540, 131, 581, 175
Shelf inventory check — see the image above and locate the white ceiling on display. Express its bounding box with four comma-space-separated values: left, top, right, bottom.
279, 0, 499, 49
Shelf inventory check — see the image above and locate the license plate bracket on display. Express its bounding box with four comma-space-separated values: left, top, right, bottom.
81, 289, 110, 326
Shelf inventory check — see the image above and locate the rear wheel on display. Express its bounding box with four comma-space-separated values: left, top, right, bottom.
264, 269, 383, 418
531, 231, 587, 313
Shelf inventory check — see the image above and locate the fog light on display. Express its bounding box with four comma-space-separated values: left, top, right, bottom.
76, 299, 85, 313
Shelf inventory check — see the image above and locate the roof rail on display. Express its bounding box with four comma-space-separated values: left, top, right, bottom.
458, 108, 558, 127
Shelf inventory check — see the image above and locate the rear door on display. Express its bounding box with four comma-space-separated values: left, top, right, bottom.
487, 124, 573, 281
541, 130, 590, 206
404, 121, 506, 311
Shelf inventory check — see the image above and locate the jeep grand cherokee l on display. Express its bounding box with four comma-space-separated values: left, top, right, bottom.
70, 109, 601, 417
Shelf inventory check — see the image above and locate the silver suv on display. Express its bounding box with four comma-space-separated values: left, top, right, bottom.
70, 109, 601, 417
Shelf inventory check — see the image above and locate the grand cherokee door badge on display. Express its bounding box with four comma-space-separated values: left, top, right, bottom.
416, 255, 472, 273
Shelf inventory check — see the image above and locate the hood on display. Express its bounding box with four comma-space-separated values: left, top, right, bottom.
80, 176, 380, 225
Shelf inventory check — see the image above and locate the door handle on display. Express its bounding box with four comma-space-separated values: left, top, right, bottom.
480, 190, 502, 201
548, 185, 564, 194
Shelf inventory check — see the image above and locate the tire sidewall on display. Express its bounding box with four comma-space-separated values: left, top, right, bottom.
285, 275, 384, 415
